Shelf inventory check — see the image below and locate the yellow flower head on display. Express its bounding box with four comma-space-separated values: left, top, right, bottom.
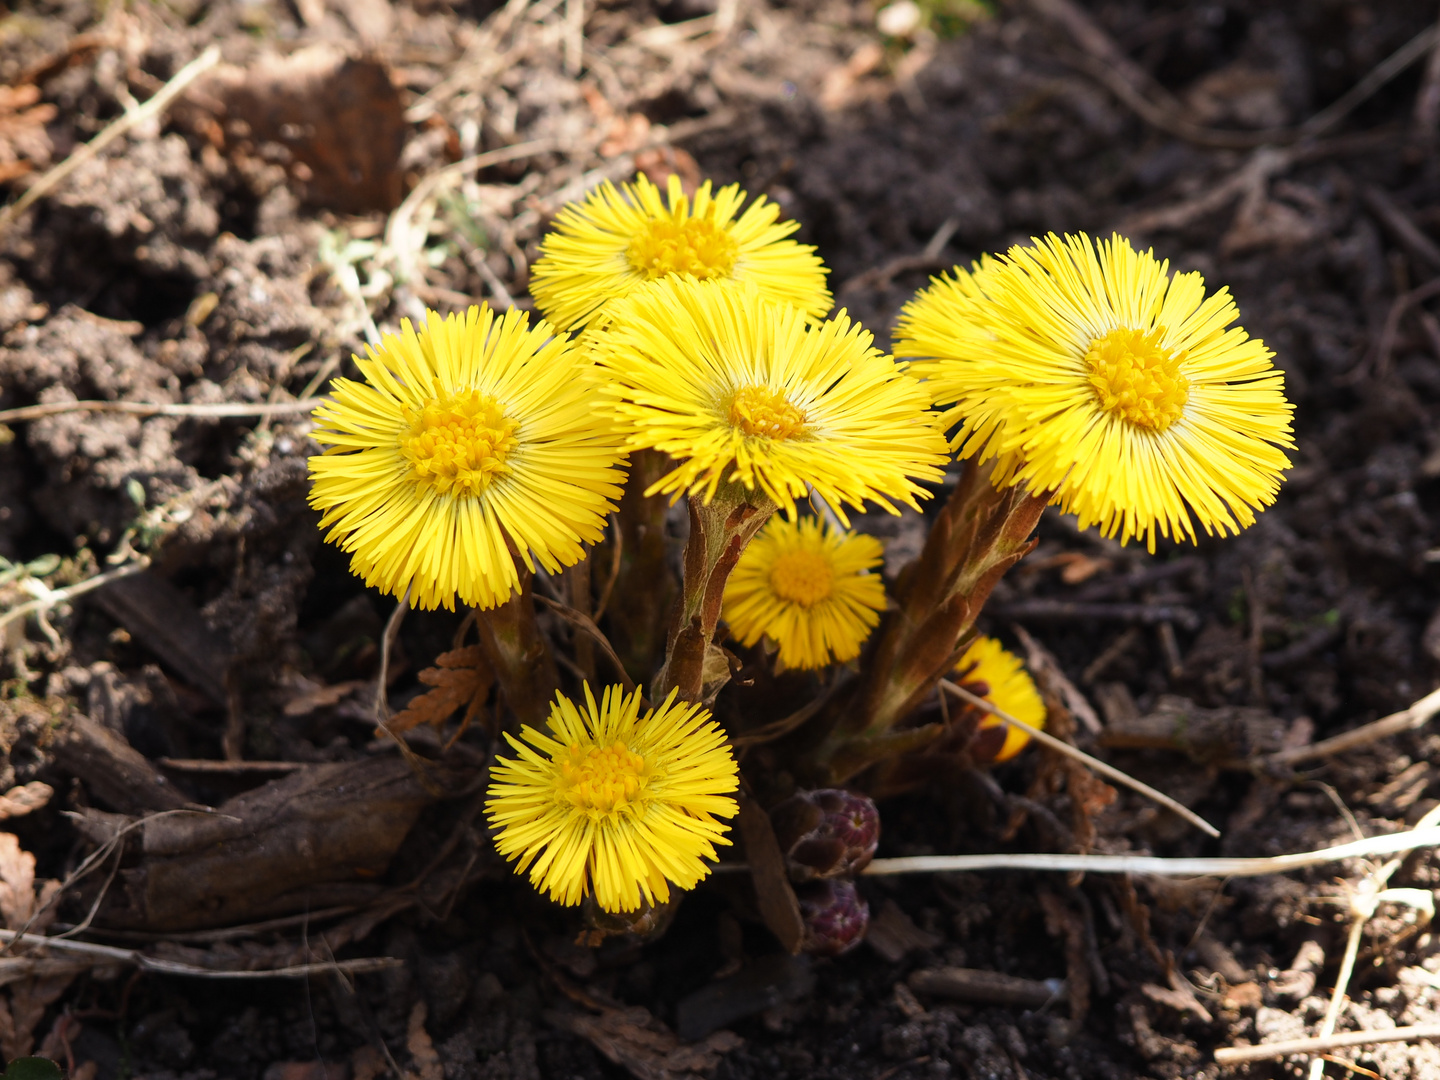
529, 172, 832, 332
599, 276, 950, 520
308, 305, 627, 611
485, 684, 739, 913
723, 516, 886, 670
896, 233, 1296, 551
956, 635, 1045, 762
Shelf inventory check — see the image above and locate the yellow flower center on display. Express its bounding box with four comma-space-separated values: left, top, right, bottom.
627, 216, 740, 281
728, 385, 808, 440
399, 386, 519, 497
1085, 327, 1190, 432
769, 548, 834, 607
556, 741, 649, 813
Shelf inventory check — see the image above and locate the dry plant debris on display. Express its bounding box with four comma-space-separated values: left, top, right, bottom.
0, 0, 1439, 1075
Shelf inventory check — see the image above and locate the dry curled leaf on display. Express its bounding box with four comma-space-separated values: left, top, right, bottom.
388, 645, 492, 736
0, 783, 53, 821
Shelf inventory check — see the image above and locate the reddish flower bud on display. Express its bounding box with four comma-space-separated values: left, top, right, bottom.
798, 878, 870, 957
770, 788, 880, 882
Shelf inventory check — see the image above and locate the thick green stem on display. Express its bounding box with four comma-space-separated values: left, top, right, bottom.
653, 484, 775, 703
475, 569, 558, 730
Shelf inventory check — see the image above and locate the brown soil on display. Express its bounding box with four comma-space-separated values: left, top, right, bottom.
3, 0, 1440, 1078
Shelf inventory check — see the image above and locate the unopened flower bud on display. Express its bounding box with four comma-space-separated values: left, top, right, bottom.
770, 788, 880, 882
798, 878, 869, 957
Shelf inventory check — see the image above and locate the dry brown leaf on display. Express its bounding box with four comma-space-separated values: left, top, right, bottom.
0, 84, 56, 184
203, 45, 406, 213
405, 1001, 442, 1080
0, 832, 37, 929
282, 678, 366, 717
1, 973, 75, 1060
0, 782, 53, 821
554, 1005, 741, 1080
389, 645, 492, 736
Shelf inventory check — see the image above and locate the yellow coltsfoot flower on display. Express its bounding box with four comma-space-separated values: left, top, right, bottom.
485, 685, 740, 913
599, 276, 950, 520
308, 305, 627, 611
896, 232, 1296, 551
529, 172, 831, 332
955, 635, 1046, 762
723, 515, 886, 670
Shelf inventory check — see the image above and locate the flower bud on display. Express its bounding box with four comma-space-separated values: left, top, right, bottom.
770, 788, 880, 882
798, 878, 869, 957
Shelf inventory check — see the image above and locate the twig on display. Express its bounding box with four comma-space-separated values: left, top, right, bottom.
1344, 278, 1440, 383
1036, 0, 1438, 149
1261, 686, 1440, 768
384, 137, 560, 280
533, 594, 638, 697
0, 45, 222, 236
6, 808, 225, 954
455, 230, 516, 309
0, 557, 151, 635
0, 930, 400, 979
838, 216, 959, 294
0, 397, 325, 426
591, 514, 623, 624
1215, 1025, 1440, 1067
940, 679, 1220, 837
564, 0, 584, 77
1361, 185, 1440, 272
857, 824, 1440, 877
158, 758, 308, 773
1303, 802, 1440, 1080
1301, 24, 1440, 137
1415, 4, 1440, 136
1011, 624, 1102, 734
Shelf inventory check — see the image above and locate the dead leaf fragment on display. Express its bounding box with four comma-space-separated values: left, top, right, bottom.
0, 782, 53, 821
736, 793, 804, 955
1141, 979, 1213, 1022
388, 645, 492, 735
204, 45, 406, 213
0, 832, 60, 931
0, 84, 56, 184
552, 1005, 741, 1080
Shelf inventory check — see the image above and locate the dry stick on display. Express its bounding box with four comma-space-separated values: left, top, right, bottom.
939, 679, 1221, 838
3, 808, 229, 954
1040, 0, 1437, 150
1361, 185, 1440, 272
859, 824, 1440, 877
1350, 277, 1440, 382
1215, 1025, 1440, 1067
1261, 686, 1440, 768
0, 398, 325, 425
0, 44, 222, 236
0, 557, 151, 635
384, 137, 559, 261
532, 593, 638, 698
1416, 4, 1440, 135
1301, 24, 1440, 137
1302, 801, 1440, 1080
0, 929, 399, 979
